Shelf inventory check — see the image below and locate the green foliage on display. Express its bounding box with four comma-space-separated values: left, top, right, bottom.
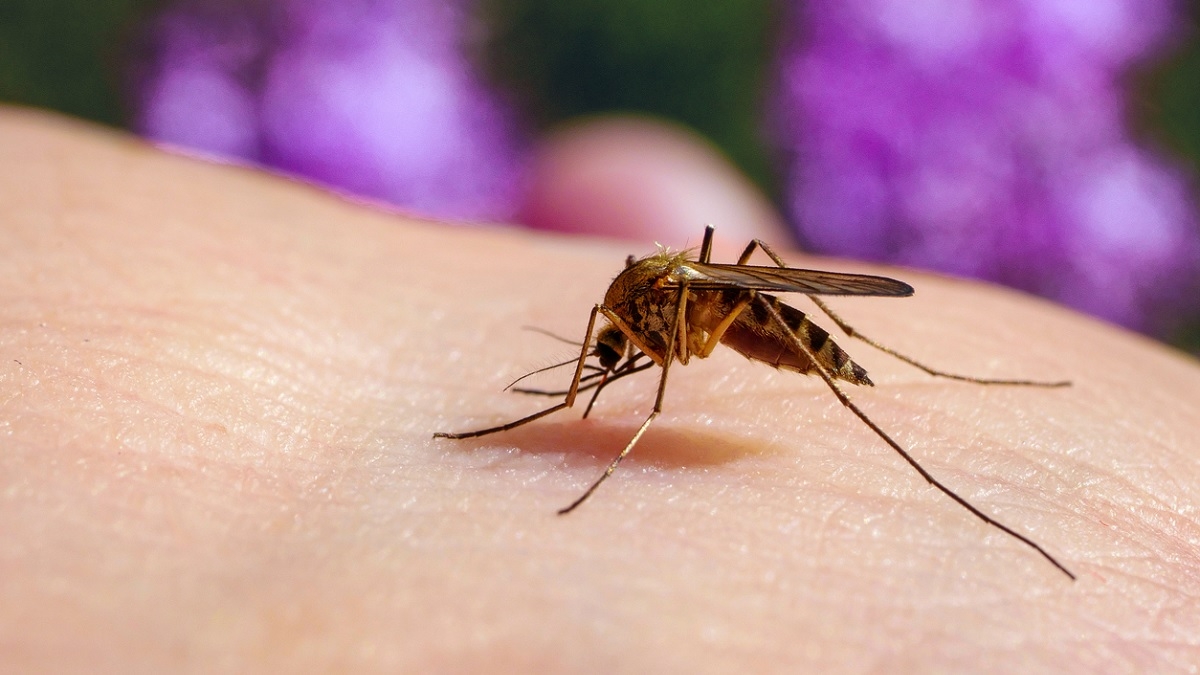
0, 0, 159, 126
478, 0, 779, 193
1139, 32, 1200, 166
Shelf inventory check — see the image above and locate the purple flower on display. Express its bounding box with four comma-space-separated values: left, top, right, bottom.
773, 0, 1200, 334
131, 0, 526, 222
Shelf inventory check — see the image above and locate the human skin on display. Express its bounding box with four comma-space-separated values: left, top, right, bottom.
2, 107, 1199, 672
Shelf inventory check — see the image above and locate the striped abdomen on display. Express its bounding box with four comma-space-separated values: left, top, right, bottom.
693, 290, 872, 386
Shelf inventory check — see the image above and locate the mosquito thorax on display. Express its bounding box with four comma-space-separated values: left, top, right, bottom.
603, 252, 688, 308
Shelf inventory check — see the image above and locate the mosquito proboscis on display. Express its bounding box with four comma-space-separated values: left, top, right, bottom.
434, 226, 1074, 579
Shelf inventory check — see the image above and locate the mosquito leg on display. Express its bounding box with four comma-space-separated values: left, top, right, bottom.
563, 305, 602, 407
809, 296, 1069, 386
754, 295, 1074, 579
699, 224, 716, 264
434, 402, 573, 439
739, 237, 1069, 387
735, 238, 760, 265
696, 294, 753, 357
557, 409, 661, 514
581, 359, 655, 419
434, 305, 600, 439
559, 284, 689, 514
581, 374, 610, 418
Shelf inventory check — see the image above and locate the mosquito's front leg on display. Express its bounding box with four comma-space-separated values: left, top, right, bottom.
580, 355, 654, 419
558, 283, 691, 514
433, 305, 601, 440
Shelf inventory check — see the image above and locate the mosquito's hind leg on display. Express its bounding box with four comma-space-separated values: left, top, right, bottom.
736, 237, 1069, 387
752, 293, 1074, 579
806, 296, 1069, 386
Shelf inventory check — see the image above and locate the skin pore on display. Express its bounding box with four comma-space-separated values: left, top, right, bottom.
2, 107, 1200, 671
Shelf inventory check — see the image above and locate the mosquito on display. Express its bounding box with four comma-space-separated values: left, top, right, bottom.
434, 226, 1074, 579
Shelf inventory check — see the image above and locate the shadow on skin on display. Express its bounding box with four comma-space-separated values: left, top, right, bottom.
438, 416, 777, 471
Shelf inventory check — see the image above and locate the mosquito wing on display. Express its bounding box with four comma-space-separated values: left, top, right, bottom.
679, 262, 914, 297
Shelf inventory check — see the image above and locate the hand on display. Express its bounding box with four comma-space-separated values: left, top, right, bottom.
3, 106, 1197, 670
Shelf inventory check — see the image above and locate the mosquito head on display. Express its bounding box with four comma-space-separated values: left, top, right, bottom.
594, 324, 627, 372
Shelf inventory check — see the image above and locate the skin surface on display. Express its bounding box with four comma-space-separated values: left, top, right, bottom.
2, 106, 1200, 672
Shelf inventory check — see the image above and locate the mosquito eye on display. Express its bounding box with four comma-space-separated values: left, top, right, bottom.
595, 326, 627, 370
596, 344, 620, 371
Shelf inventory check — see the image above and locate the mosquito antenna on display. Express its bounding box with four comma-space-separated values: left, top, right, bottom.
514, 367, 607, 397
521, 325, 584, 347
504, 357, 587, 391
514, 354, 652, 399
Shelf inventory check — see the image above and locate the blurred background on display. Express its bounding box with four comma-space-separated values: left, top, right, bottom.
3, 0, 1200, 347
